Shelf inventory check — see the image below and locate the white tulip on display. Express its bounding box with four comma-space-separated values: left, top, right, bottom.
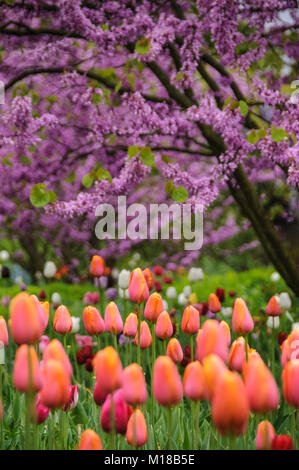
118, 288, 130, 299
0, 250, 9, 262
111, 267, 119, 280
166, 287, 177, 300
292, 322, 299, 331
71, 317, 80, 333
279, 292, 291, 310
51, 292, 61, 305
188, 267, 204, 283
221, 307, 233, 318
43, 261, 57, 279
178, 293, 187, 305
267, 316, 280, 329
183, 285, 192, 298
270, 272, 280, 282
118, 269, 131, 289
163, 300, 168, 311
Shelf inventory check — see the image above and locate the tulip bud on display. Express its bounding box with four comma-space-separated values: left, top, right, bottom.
266, 296, 281, 317
43, 339, 72, 378
155, 311, 173, 340
124, 313, 138, 337
118, 269, 131, 290
79, 429, 103, 450
83, 306, 105, 336
30, 295, 49, 335
183, 361, 207, 401
128, 268, 149, 304
144, 293, 164, 323
0, 316, 8, 347
122, 363, 147, 405
229, 337, 249, 372
181, 305, 200, 335
212, 370, 249, 436
40, 359, 70, 409
219, 320, 231, 346
93, 380, 109, 406
100, 390, 129, 434
104, 302, 123, 335
196, 319, 228, 363
202, 354, 227, 400
63, 384, 79, 411
167, 338, 183, 363
32, 394, 50, 425
10, 292, 43, 344
153, 356, 182, 406
271, 435, 294, 450
282, 359, 299, 408
89, 255, 105, 277
53, 305, 72, 335
13, 345, 42, 393
208, 293, 221, 313
126, 409, 148, 448
143, 268, 154, 290
134, 321, 152, 349
232, 298, 254, 335
256, 420, 276, 450
93, 346, 122, 393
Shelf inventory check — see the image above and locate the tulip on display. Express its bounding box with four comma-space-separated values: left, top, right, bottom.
118, 269, 131, 290
40, 359, 70, 409
219, 320, 231, 346
279, 292, 291, 310
271, 435, 294, 450
13, 345, 42, 393
229, 337, 249, 372
144, 293, 164, 323
93, 380, 109, 406
126, 409, 148, 448
43, 261, 56, 279
188, 267, 204, 283
10, 292, 43, 344
89, 255, 105, 277
31, 295, 49, 334
282, 359, 299, 408
104, 302, 123, 335
212, 370, 249, 437
122, 363, 147, 405
134, 321, 152, 350
153, 356, 182, 406
0, 316, 8, 347
196, 319, 228, 363
124, 313, 138, 337
183, 361, 207, 401
83, 306, 105, 336
266, 296, 281, 316
202, 354, 227, 400
281, 329, 299, 366
232, 298, 254, 335
93, 346, 122, 394
51, 292, 62, 305
43, 339, 72, 378
167, 338, 183, 363
128, 268, 149, 304
208, 293, 221, 313
79, 429, 103, 450
100, 390, 129, 434
256, 420, 276, 450
143, 268, 154, 290
155, 311, 173, 340
181, 305, 200, 335
32, 394, 50, 425
243, 356, 279, 413
53, 305, 72, 335
63, 384, 79, 411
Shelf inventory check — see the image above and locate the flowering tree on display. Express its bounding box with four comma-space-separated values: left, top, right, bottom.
0, 1, 299, 290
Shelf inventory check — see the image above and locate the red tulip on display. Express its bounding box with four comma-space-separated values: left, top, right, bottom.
32, 394, 50, 425
266, 296, 281, 317
0, 316, 8, 347
63, 384, 79, 411
271, 435, 294, 450
93, 380, 109, 406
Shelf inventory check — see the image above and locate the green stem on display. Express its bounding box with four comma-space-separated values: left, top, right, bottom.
228, 434, 236, 450
137, 304, 141, 366
114, 334, 118, 352
244, 334, 248, 362
48, 413, 54, 450
194, 401, 199, 450
190, 335, 194, 362
272, 316, 275, 376
166, 407, 172, 450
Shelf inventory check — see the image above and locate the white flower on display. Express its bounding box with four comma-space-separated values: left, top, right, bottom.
118, 288, 129, 299
51, 292, 61, 305
267, 316, 280, 329
292, 322, 299, 331
279, 292, 291, 310
118, 269, 131, 289
35, 271, 43, 281
111, 268, 119, 280
71, 317, 80, 333
222, 307, 233, 318
286, 311, 294, 322
132, 252, 140, 261
0, 250, 9, 262
188, 267, 204, 283
270, 272, 280, 282
163, 300, 168, 311
178, 293, 187, 306
166, 287, 177, 300
43, 261, 57, 279
183, 285, 192, 298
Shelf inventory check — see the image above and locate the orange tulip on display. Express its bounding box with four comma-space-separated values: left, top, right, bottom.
89, 255, 105, 277
196, 319, 228, 362
128, 268, 149, 304
0, 316, 8, 347
121, 363, 147, 405
126, 409, 148, 448
219, 320, 231, 346
282, 359, 299, 408
13, 345, 42, 393
228, 337, 248, 372
144, 293, 164, 323
243, 355, 279, 413
9, 292, 43, 344
104, 302, 123, 334
208, 293, 221, 313
202, 354, 227, 400
256, 420, 276, 450
281, 329, 299, 367
93, 346, 122, 393
155, 311, 173, 340
79, 429, 103, 450
143, 268, 154, 290
167, 338, 183, 363
266, 296, 281, 316
232, 298, 254, 335
181, 305, 200, 335
212, 370, 249, 436
153, 356, 182, 406
31, 295, 49, 334
134, 321, 152, 349
40, 359, 70, 409
53, 305, 72, 334
83, 306, 105, 335
43, 339, 72, 378
123, 313, 138, 337
183, 361, 207, 401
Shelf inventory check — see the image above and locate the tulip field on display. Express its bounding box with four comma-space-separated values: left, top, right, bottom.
0, 260, 299, 451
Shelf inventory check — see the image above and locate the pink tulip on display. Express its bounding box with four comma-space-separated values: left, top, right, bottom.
13, 345, 42, 393
196, 319, 228, 363
100, 390, 130, 434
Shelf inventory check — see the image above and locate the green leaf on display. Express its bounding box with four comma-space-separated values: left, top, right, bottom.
172, 186, 188, 203
135, 38, 151, 55
271, 126, 289, 143
235, 41, 258, 56
223, 94, 233, 108
47, 190, 57, 203
161, 154, 175, 164
92, 92, 102, 104
30, 184, 50, 207
114, 80, 122, 93
128, 145, 140, 158
239, 100, 248, 116
165, 180, 175, 196
140, 146, 155, 166
95, 168, 112, 183
82, 174, 94, 188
